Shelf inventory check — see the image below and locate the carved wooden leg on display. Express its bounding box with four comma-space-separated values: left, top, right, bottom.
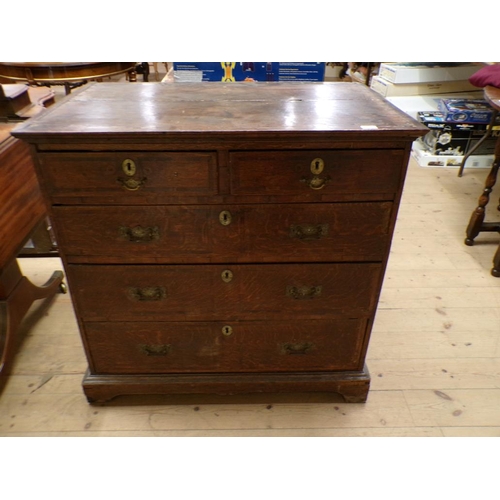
0, 259, 65, 376
465, 158, 500, 246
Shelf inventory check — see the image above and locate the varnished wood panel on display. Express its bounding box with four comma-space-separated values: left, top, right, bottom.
11, 82, 427, 142
84, 319, 366, 374
230, 150, 404, 196
0, 135, 46, 266
53, 202, 392, 263
68, 263, 382, 322
39, 152, 218, 199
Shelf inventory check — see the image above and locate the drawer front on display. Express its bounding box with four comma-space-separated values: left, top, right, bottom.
68, 263, 382, 321
53, 202, 392, 263
39, 152, 218, 200
230, 149, 404, 196
85, 319, 366, 374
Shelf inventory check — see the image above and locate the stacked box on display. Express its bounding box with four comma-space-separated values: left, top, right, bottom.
437, 98, 494, 123
467, 128, 500, 155
370, 75, 477, 97
418, 111, 474, 156
378, 63, 482, 84
417, 111, 500, 156
371, 63, 484, 102
412, 140, 494, 169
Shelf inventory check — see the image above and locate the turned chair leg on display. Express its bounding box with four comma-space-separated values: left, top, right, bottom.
464, 158, 500, 246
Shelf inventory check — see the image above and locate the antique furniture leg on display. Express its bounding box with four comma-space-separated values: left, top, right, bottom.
464, 153, 500, 246
464, 86, 500, 276
0, 259, 65, 376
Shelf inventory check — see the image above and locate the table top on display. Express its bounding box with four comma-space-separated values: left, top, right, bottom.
12, 82, 427, 143
0, 62, 136, 83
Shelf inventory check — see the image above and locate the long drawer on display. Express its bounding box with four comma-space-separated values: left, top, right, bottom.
84, 319, 366, 374
68, 263, 382, 321
53, 202, 392, 263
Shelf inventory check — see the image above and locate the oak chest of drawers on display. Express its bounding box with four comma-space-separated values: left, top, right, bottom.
13, 82, 426, 403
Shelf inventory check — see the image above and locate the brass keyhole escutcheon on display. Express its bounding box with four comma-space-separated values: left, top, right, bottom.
122, 159, 137, 177
219, 210, 232, 226
222, 325, 233, 336
221, 270, 233, 283
310, 158, 324, 175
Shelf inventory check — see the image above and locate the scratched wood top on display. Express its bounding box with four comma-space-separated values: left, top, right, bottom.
11, 82, 427, 141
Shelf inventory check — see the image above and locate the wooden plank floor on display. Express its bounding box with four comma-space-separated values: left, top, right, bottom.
1, 156, 500, 437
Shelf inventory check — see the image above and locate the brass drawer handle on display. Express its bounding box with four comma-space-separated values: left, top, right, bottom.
128, 286, 167, 301
300, 175, 331, 190
280, 342, 314, 355
290, 224, 329, 240
139, 344, 171, 356
119, 225, 160, 242
286, 285, 322, 299
118, 177, 147, 191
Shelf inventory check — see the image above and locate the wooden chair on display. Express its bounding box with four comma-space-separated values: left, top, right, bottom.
463, 85, 500, 276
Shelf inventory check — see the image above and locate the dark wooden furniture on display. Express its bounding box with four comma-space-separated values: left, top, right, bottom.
463, 86, 500, 276
0, 62, 137, 94
0, 124, 65, 381
12, 82, 426, 403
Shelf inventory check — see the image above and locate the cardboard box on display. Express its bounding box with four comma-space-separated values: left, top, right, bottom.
466, 128, 500, 155
378, 63, 482, 84
412, 139, 494, 169
417, 111, 500, 156
385, 91, 483, 120
437, 98, 494, 123
418, 112, 474, 156
370, 76, 477, 97
173, 62, 325, 82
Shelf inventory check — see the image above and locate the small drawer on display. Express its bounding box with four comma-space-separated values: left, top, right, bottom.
84, 319, 366, 374
229, 149, 404, 196
39, 152, 218, 202
68, 263, 382, 322
53, 201, 392, 263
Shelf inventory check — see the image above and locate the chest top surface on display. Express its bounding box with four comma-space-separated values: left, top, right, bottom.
12, 82, 426, 142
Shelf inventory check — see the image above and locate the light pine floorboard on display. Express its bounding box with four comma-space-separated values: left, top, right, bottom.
1, 157, 499, 437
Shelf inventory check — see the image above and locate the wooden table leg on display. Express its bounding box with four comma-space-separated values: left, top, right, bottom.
0, 259, 65, 378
